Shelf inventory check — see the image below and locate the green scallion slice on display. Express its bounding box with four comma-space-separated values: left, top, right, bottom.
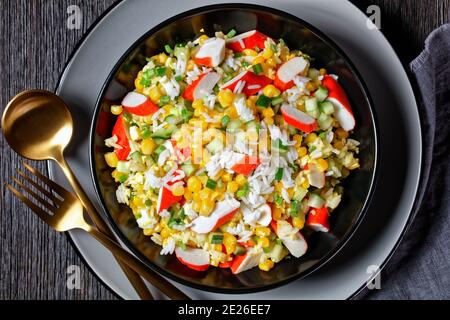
275, 168, 284, 181
206, 178, 217, 190
256, 95, 271, 108
252, 63, 263, 75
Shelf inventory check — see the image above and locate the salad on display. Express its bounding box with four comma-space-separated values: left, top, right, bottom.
103, 29, 360, 274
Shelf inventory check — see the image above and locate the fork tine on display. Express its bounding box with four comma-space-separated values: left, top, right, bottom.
16, 169, 63, 205
6, 183, 53, 225
12, 177, 58, 213
22, 161, 71, 198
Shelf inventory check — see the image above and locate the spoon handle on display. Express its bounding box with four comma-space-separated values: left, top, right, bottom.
55, 154, 154, 300
86, 226, 190, 300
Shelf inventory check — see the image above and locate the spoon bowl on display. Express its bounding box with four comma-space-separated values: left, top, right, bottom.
2, 90, 73, 161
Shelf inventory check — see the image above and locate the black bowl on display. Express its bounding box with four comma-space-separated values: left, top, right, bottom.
90, 3, 378, 293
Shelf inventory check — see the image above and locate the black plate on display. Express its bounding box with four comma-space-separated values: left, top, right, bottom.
89, 3, 378, 293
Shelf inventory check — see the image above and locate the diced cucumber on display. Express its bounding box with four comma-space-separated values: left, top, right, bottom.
164, 114, 183, 125
174, 45, 190, 60
206, 137, 224, 155
154, 145, 166, 157
269, 243, 286, 263
314, 85, 329, 102
181, 162, 196, 176
307, 68, 320, 80
271, 96, 284, 105
221, 115, 230, 128
319, 101, 335, 115
116, 161, 129, 173
151, 124, 176, 139
305, 97, 319, 119
293, 187, 308, 202
307, 193, 325, 208
226, 119, 242, 133
318, 113, 333, 130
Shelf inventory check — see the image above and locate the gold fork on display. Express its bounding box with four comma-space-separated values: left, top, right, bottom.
6, 162, 190, 300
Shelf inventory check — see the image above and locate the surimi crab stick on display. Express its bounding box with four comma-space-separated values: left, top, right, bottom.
111, 115, 130, 160
182, 72, 220, 101
194, 38, 226, 67
226, 30, 269, 52
281, 104, 318, 133
306, 207, 330, 232
190, 198, 240, 234
322, 75, 355, 131
274, 56, 309, 91
121, 92, 159, 116
220, 70, 272, 96
175, 247, 210, 271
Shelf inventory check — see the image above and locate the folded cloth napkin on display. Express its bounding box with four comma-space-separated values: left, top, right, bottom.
361, 24, 450, 299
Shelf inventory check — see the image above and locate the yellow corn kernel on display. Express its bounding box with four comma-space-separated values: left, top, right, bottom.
187, 176, 202, 192
306, 81, 317, 92
292, 216, 305, 229
319, 68, 327, 76
217, 89, 235, 107
258, 237, 270, 248
262, 48, 273, 59
199, 188, 212, 200
154, 223, 162, 233
235, 174, 247, 187
211, 244, 223, 252
171, 184, 185, 196
262, 84, 281, 98
243, 49, 258, 56
293, 134, 303, 147
287, 188, 295, 199
110, 105, 123, 115
261, 107, 275, 118
158, 53, 168, 64
104, 152, 118, 168
186, 59, 196, 71
199, 199, 215, 216
224, 106, 239, 119
143, 228, 154, 236
198, 34, 209, 45
255, 227, 271, 237
192, 201, 201, 212
272, 207, 283, 220
333, 140, 345, 150
222, 172, 232, 182
258, 259, 275, 271
266, 57, 277, 68
198, 175, 208, 186
227, 181, 239, 193
253, 55, 265, 65
223, 233, 237, 255
348, 161, 360, 170
274, 182, 283, 193
301, 180, 310, 189
149, 86, 162, 103
336, 127, 349, 139
305, 133, 318, 144
141, 138, 156, 155
263, 117, 274, 125
161, 228, 171, 239
184, 190, 193, 201
316, 158, 329, 172
192, 99, 205, 110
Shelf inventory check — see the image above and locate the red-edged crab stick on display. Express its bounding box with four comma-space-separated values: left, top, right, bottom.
306, 207, 330, 232
182, 72, 221, 101
281, 104, 318, 133
220, 70, 272, 96
121, 92, 159, 116
226, 30, 269, 52
274, 56, 309, 91
111, 115, 131, 160
322, 75, 355, 131
175, 247, 210, 271
190, 198, 241, 234
194, 38, 226, 67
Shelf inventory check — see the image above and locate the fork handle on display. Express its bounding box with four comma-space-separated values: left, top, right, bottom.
55, 155, 153, 300
86, 227, 190, 300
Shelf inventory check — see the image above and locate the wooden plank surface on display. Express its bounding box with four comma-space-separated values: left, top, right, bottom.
0, 0, 448, 300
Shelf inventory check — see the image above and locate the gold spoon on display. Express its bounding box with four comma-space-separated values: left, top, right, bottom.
1, 89, 156, 299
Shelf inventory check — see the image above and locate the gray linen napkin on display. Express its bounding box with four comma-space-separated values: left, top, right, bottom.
365, 24, 450, 299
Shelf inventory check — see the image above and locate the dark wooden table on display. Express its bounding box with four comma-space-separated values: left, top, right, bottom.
1, 0, 449, 300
